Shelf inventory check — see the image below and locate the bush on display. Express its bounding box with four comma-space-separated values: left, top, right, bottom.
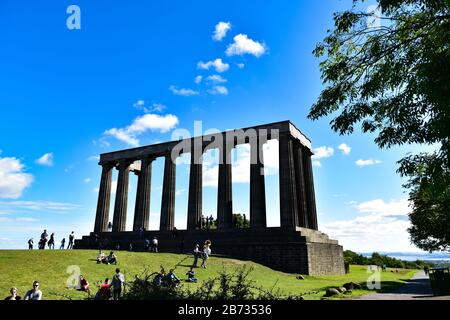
119, 263, 303, 300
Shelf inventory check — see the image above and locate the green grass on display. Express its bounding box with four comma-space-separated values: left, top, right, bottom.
0, 250, 418, 300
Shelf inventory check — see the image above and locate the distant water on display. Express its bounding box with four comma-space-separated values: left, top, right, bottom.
360, 252, 450, 261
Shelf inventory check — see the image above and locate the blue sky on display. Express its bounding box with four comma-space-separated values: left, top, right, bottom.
0, 0, 428, 252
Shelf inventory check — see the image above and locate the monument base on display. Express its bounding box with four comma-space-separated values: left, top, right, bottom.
75, 227, 345, 275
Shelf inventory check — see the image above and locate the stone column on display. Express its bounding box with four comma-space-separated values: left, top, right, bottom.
250, 138, 267, 228
217, 141, 233, 229
294, 142, 308, 228
303, 148, 318, 230
160, 153, 176, 231
112, 160, 132, 232
94, 163, 113, 233
187, 145, 203, 230
133, 157, 154, 232
279, 134, 299, 229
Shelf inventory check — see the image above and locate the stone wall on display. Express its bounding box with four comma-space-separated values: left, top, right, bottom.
75, 227, 345, 275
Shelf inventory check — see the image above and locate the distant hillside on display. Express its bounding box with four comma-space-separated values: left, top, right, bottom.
360, 252, 450, 262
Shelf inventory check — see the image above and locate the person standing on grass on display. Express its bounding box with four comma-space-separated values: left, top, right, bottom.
193, 244, 201, 267
151, 237, 158, 253
39, 229, 48, 250
48, 233, 55, 250
67, 231, 75, 250
60, 238, 66, 250
24, 281, 42, 300
201, 240, 212, 269
28, 238, 34, 250
111, 268, 125, 300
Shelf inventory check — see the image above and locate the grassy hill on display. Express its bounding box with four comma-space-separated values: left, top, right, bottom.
0, 250, 418, 300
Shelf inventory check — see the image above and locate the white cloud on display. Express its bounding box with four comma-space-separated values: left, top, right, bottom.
312, 146, 334, 159
213, 21, 231, 41
176, 189, 187, 196
208, 86, 229, 96
322, 198, 415, 252
313, 160, 322, 167
36, 153, 54, 166
356, 159, 382, 167
356, 198, 410, 216
133, 100, 145, 108
133, 100, 167, 113
226, 34, 266, 57
203, 141, 279, 188
194, 75, 203, 84
237, 63, 245, 69
93, 180, 117, 195
87, 156, 100, 162
16, 217, 39, 222
0, 200, 80, 212
149, 103, 166, 113
104, 128, 140, 147
92, 138, 110, 148
127, 114, 178, 134
105, 113, 179, 147
111, 180, 117, 195
206, 75, 228, 83
197, 58, 230, 73
0, 157, 33, 199
338, 143, 351, 155
169, 85, 200, 96
84, 178, 91, 183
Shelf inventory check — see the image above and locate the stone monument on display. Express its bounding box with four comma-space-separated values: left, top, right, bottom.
76, 121, 345, 275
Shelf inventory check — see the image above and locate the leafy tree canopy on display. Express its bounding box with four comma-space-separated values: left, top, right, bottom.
311, 0, 450, 251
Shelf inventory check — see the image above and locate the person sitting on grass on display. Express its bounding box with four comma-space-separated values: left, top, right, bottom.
153, 269, 166, 286
186, 267, 198, 283
97, 250, 106, 264
104, 251, 117, 265
78, 275, 91, 295
94, 278, 112, 300
165, 269, 181, 287
4, 287, 21, 300
24, 281, 42, 300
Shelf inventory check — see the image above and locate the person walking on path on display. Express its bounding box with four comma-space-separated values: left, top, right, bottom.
67, 231, 75, 250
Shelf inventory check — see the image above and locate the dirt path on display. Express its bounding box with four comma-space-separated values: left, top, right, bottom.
355, 271, 450, 300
